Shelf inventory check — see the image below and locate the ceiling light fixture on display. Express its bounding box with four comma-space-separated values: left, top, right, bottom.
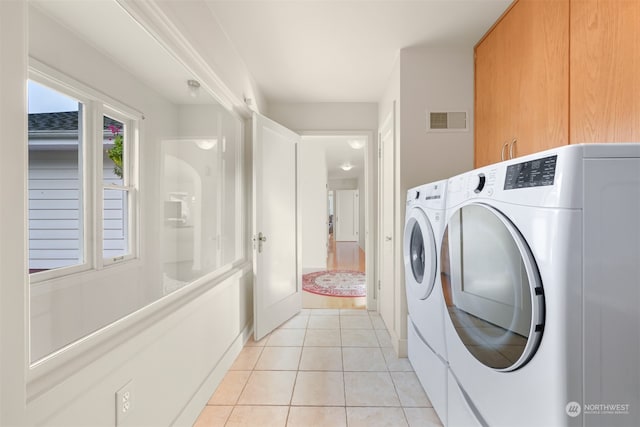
340, 162, 354, 171
195, 139, 217, 150
187, 79, 201, 98
347, 139, 365, 149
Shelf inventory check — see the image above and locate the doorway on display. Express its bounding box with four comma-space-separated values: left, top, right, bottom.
299, 133, 372, 309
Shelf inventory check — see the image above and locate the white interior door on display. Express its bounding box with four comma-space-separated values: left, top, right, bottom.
253, 112, 301, 340
379, 110, 395, 327
335, 189, 358, 241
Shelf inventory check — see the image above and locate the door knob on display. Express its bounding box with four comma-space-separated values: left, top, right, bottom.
254, 232, 267, 253
385, 236, 392, 241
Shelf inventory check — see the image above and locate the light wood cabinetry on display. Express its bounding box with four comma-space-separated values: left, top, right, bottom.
476, 0, 640, 168
474, 0, 569, 168
570, 0, 640, 143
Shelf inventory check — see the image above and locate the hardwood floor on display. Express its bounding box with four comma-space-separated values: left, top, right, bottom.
302, 235, 367, 310
327, 238, 366, 272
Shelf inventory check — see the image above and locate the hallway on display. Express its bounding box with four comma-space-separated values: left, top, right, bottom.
193, 309, 442, 426
302, 237, 367, 309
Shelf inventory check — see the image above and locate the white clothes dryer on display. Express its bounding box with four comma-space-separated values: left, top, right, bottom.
403, 179, 448, 424
440, 144, 640, 427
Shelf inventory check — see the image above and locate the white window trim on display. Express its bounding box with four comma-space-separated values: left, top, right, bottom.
28, 59, 142, 283
100, 106, 138, 267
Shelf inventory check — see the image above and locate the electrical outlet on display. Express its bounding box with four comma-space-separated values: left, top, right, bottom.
115, 380, 134, 426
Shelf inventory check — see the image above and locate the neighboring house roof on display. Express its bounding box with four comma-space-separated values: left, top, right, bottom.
28, 111, 121, 132
28, 111, 120, 149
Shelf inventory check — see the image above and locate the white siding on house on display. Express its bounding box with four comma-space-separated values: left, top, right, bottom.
28, 148, 126, 270
28, 150, 81, 270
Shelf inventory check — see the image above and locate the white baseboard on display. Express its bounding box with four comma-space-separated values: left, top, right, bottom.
173, 321, 253, 426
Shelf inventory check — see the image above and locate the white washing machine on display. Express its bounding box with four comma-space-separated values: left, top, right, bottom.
440, 143, 640, 427
403, 179, 448, 424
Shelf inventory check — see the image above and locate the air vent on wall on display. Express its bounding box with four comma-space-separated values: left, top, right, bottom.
427, 111, 468, 132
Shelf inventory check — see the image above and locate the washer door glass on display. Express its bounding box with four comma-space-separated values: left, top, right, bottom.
410, 222, 425, 282
403, 208, 437, 300
440, 203, 545, 371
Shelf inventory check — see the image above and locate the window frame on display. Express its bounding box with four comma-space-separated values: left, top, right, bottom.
99, 106, 138, 267
28, 61, 141, 283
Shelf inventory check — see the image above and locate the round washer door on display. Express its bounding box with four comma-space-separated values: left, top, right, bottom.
403, 207, 437, 300
440, 203, 545, 371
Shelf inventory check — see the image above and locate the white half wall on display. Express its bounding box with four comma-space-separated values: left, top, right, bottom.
299, 142, 328, 271
26, 269, 253, 427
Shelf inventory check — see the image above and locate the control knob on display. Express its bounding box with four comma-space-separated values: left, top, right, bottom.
471, 173, 486, 194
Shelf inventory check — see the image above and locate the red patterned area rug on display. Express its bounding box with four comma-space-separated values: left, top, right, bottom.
302, 270, 366, 298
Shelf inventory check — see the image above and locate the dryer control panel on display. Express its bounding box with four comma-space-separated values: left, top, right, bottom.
504, 155, 558, 190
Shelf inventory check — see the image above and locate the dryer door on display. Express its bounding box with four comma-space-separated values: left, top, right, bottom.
404, 207, 437, 300
440, 203, 545, 371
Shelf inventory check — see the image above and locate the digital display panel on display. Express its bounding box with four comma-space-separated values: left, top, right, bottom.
504, 155, 557, 190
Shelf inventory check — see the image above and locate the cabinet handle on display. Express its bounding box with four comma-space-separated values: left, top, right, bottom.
509, 138, 517, 159
501, 141, 509, 161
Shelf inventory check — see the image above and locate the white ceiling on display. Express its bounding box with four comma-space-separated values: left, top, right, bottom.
303, 135, 367, 180
32, 0, 217, 106
205, 0, 512, 104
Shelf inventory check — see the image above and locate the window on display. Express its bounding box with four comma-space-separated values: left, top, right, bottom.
102, 113, 136, 263
28, 73, 139, 281
28, 81, 84, 274
161, 104, 243, 293
27, 5, 246, 365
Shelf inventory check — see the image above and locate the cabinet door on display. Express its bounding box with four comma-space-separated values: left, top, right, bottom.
570, 0, 640, 144
475, 0, 569, 168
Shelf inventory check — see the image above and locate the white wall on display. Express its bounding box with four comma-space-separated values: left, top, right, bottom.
299, 143, 327, 271
268, 102, 378, 132
377, 47, 475, 355
399, 46, 474, 190
377, 56, 401, 351
0, 1, 28, 424
0, 4, 254, 426
328, 178, 358, 190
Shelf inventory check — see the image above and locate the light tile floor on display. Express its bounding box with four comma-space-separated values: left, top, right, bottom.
194, 309, 443, 427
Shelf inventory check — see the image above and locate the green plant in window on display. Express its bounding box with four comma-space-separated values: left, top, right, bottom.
107, 124, 123, 178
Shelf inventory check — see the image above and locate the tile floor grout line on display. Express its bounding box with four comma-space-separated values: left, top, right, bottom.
195, 309, 442, 426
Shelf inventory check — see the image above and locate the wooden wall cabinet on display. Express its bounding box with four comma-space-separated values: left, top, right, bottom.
475, 0, 639, 168
474, 0, 569, 168
570, 0, 640, 144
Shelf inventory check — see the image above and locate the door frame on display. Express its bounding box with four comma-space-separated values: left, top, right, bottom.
378, 109, 395, 321
299, 131, 375, 309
